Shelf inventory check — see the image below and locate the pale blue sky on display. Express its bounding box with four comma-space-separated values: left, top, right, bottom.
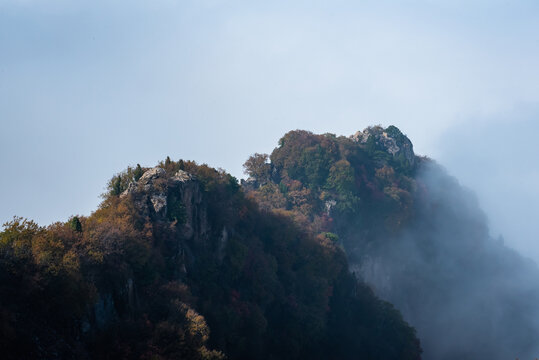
2, 0, 539, 258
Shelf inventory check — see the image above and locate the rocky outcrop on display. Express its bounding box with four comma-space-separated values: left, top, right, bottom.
120, 167, 211, 263
171, 169, 195, 182
325, 199, 337, 216
217, 226, 228, 264
121, 168, 203, 226
150, 194, 167, 215
139, 167, 166, 190
121, 167, 168, 217
352, 125, 415, 167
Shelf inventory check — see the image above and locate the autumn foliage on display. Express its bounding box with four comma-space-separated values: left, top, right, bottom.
0, 155, 421, 359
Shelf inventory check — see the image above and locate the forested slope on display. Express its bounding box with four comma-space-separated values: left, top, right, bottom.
0, 158, 421, 359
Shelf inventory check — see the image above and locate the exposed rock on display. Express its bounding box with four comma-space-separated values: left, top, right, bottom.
379, 131, 400, 155
217, 227, 228, 264
351, 126, 415, 167
325, 199, 337, 216
139, 167, 166, 184
120, 167, 167, 198
116, 165, 212, 277
171, 169, 195, 182
121, 182, 137, 197
351, 129, 374, 144
178, 180, 208, 242
120, 167, 202, 220
150, 193, 167, 215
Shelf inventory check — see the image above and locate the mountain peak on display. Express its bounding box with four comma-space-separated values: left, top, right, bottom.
351, 125, 415, 167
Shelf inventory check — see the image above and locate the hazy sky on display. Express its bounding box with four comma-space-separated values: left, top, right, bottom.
2, 1, 539, 258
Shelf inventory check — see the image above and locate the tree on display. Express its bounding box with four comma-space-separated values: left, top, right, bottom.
327, 160, 355, 194
111, 176, 122, 196
243, 153, 271, 184
69, 216, 82, 233
133, 164, 143, 181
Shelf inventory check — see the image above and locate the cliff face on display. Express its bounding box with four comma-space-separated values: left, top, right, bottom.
121, 167, 210, 268
245, 126, 539, 360
0, 160, 422, 359
122, 167, 202, 225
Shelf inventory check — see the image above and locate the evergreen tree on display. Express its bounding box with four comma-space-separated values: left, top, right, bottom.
112, 176, 122, 196
70, 216, 82, 232
134, 164, 143, 181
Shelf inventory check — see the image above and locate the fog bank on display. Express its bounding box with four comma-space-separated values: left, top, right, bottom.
436, 109, 539, 262
356, 160, 539, 360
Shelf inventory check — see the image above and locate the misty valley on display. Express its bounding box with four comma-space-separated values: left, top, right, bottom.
2, 126, 539, 359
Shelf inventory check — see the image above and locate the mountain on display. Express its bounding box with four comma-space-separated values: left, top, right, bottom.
0, 158, 421, 359
243, 126, 539, 360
